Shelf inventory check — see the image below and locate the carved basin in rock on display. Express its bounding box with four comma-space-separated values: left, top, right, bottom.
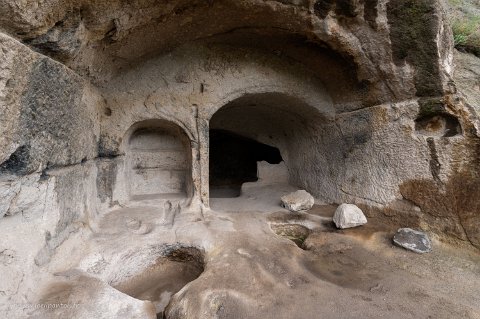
110, 245, 205, 317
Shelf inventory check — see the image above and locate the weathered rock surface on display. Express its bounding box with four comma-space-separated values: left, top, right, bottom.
333, 204, 367, 229
454, 50, 480, 118
1, 183, 480, 319
0, 33, 101, 176
0, 0, 479, 317
30, 273, 157, 319
281, 190, 314, 212
393, 228, 432, 254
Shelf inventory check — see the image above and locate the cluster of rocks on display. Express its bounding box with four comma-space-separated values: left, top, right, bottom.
281, 190, 432, 254
280, 190, 368, 229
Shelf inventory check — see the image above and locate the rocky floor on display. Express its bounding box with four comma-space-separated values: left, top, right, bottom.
25, 184, 480, 319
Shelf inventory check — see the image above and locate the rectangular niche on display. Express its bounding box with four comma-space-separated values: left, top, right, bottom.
127, 124, 190, 199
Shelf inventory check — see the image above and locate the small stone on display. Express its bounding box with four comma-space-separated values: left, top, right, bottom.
393, 228, 432, 254
333, 204, 367, 229
280, 190, 314, 212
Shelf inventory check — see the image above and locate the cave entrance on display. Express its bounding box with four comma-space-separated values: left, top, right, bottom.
126, 120, 192, 200
209, 129, 283, 198
208, 93, 323, 200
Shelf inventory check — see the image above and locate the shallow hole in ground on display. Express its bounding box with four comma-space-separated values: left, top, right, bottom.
112, 246, 205, 318
270, 223, 311, 249
302, 232, 383, 290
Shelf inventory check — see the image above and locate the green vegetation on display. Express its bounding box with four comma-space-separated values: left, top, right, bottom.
452, 15, 480, 46
448, 0, 480, 55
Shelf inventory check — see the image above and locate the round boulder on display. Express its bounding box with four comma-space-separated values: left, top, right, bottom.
280, 190, 314, 212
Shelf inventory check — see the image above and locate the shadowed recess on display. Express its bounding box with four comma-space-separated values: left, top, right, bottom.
209, 129, 283, 198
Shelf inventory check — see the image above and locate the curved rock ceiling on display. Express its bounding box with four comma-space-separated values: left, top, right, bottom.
1, 0, 429, 104
1, 1, 480, 318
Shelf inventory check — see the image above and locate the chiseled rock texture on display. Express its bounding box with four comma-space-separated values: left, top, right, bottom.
0, 0, 479, 317
333, 204, 368, 229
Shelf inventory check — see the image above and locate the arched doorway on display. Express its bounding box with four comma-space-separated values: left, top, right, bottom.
126, 119, 192, 200
208, 93, 325, 199
209, 129, 283, 197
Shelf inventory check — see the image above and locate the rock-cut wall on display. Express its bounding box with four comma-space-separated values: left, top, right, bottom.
0, 32, 104, 306
0, 0, 479, 311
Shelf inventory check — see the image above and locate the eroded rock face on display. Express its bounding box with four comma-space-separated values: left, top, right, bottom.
0, 0, 479, 317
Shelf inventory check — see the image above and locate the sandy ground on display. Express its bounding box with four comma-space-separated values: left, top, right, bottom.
29, 183, 480, 319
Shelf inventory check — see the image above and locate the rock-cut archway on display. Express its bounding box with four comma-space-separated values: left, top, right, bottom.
208, 92, 327, 200
125, 119, 193, 200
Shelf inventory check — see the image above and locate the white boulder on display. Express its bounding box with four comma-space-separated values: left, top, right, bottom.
333, 204, 367, 229
280, 190, 314, 212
